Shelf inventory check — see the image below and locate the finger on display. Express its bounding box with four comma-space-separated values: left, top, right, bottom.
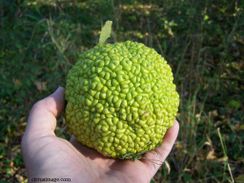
142, 120, 179, 177
24, 87, 65, 138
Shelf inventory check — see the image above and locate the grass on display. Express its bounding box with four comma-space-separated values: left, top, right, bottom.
0, 0, 243, 182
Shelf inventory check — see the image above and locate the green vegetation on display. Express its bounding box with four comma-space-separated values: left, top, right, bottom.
0, 0, 243, 182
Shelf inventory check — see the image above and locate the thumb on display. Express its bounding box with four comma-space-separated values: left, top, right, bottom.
142, 121, 179, 178
24, 87, 65, 139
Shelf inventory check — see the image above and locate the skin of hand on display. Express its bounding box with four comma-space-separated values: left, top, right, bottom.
21, 87, 179, 183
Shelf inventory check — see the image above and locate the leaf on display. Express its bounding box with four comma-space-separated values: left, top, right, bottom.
206, 149, 216, 160
98, 20, 113, 45
34, 81, 47, 91
228, 99, 241, 109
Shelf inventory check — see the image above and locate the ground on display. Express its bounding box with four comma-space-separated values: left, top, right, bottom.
0, 0, 243, 182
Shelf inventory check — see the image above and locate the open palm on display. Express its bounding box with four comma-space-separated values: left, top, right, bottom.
21, 87, 179, 183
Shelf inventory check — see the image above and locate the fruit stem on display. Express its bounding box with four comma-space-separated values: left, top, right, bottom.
98, 20, 113, 45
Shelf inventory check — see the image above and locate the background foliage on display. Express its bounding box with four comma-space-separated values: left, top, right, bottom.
0, 0, 243, 182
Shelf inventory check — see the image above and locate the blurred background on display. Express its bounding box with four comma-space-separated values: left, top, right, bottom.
0, 0, 243, 182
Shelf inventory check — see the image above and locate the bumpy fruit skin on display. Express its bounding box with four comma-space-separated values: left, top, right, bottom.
65, 41, 179, 159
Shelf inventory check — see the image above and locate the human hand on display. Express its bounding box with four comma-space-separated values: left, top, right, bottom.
21, 87, 179, 183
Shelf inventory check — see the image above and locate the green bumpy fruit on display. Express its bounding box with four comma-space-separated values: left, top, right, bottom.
65, 41, 179, 159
